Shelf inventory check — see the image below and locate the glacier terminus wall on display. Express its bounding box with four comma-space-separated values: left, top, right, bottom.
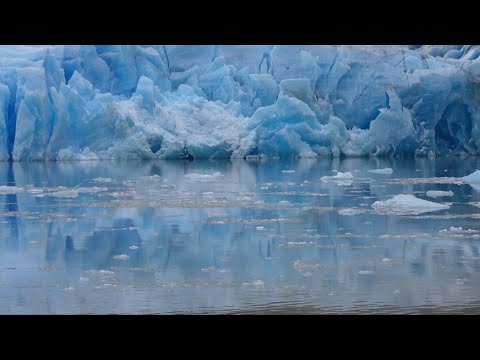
1, 45, 480, 161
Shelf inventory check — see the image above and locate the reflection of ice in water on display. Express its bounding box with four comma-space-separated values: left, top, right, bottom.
55, 218, 145, 273
2, 158, 480, 314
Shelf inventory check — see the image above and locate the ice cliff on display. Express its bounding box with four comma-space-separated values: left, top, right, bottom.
1, 44, 480, 161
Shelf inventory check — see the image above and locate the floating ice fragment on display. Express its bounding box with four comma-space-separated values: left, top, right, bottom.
372, 194, 450, 215
44, 190, 79, 198
321, 172, 353, 186
185, 172, 222, 181
27, 188, 44, 194
357, 270, 374, 275
368, 168, 393, 175
426, 190, 454, 198
0, 186, 24, 194
86, 270, 114, 276
463, 171, 480, 190
93, 177, 113, 183
463, 170, 480, 183
439, 227, 478, 235
113, 254, 130, 260
293, 260, 320, 272
338, 208, 364, 216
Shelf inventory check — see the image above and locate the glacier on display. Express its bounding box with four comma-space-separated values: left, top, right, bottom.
1, 45, 480, 161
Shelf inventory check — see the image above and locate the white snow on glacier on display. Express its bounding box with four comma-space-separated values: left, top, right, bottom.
0, 45, 480, 161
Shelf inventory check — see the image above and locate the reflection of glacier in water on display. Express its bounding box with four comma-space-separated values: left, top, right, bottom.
3, 157, 480, 313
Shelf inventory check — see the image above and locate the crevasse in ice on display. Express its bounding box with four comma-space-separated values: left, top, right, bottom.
1, 45, 480, 161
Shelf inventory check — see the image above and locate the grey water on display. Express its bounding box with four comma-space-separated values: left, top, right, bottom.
2, 157, 480, 314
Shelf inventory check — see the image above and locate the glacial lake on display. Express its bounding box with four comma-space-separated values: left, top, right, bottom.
2, 157, 480, 314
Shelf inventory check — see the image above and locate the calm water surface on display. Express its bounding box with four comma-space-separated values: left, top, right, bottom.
2, 157, 480, 314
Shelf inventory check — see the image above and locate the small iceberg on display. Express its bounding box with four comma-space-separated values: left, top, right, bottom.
42, 190, 79, 198
0, 186, 24, 194
358, 270, 374, 275
426, 190, 454, 198
184, 172, 222, 181
93, 177, 113, 183
321, 171, 353, 186
372, 194, 450, 215
463, 170, 480, 190
338, 208, 365, 216
368, 168, 393, 175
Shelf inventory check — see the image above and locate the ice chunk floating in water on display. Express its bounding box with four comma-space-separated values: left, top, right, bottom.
426, 190, 454, 198
462, 171, 480, 183
1, 45, 480, 160
184, 172, 222, 181
372, 194, 450, 215
368, 168, 393, 175
0, 186, 23, 194
42, 190, 79, 198
321, 172, 353, 186
463, 171, 480, 190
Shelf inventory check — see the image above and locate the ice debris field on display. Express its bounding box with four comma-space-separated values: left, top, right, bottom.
1, 45, 480, 161
3, 157, 480, 313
